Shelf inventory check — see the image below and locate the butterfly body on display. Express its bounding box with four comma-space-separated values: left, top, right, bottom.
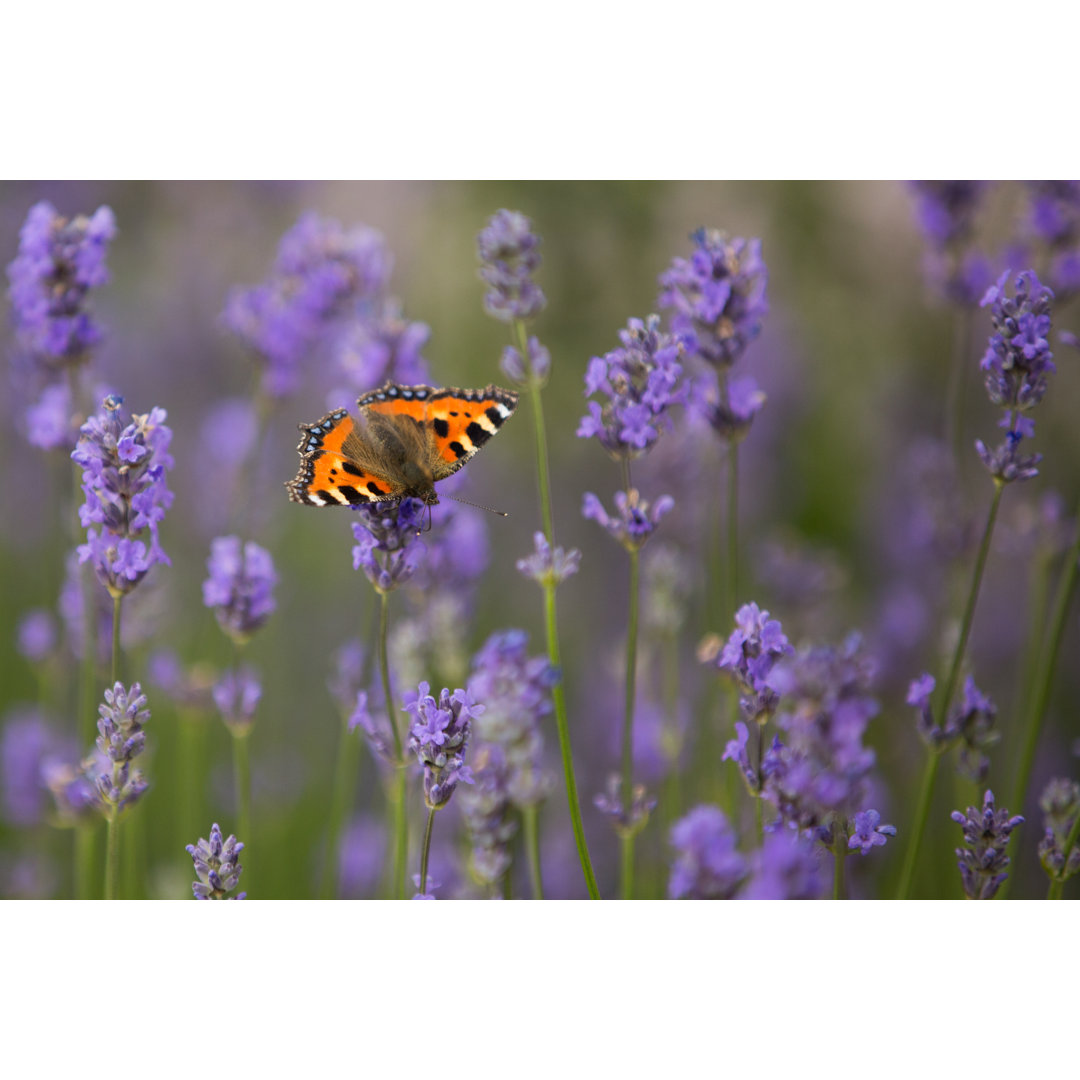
286, 382, 518, 508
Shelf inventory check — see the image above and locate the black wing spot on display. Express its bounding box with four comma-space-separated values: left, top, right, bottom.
448, 440, 467, 459
337, 485, 362, 503
367, 481, 387, 496
314, 490, 335, 504
433, 418, 449, 438
466, 422, 490, 447
485, 406, 506, 428
342, 461, 363, 477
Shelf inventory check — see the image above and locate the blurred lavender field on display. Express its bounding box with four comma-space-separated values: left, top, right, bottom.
2, 179, 1079, 900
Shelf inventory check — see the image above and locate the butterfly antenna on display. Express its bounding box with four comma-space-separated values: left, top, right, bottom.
445, 493, 508, 517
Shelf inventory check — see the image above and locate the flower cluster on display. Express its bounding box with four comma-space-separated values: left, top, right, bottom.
741, 828, 824, 899
212, 667, 261, 738
763, 633, 879, 834
332, 298, 431, 395
202, 536, 278, 643
517, 531, 581, 587
582, 489, 674, 551
658, 228, 768, 370
975, 269, 1055, 484
351, 498, 427, 593
6, 200, 117, 368
1, 711, 69, 826
223, 211, 390, 397
476, 209, 546, 323
501, 335, 550, 387
693, 372, 767, 444
405, 682, 480, 809
668, 805, 747, 899
701, 602, 793, 724
951, 790, 1023, 900
906, 673, 998, 780
467, 630, 556, 807
577, 315, 686, 458
72, 396, 174, 597
1037, 777, 1080, 885
457, 745, 517, 887
16, 610, 57, 664
1024, 181, 1080, 297
847, 809, 897, 855
93, 683, 151, 814
186, 823, 246, 899
908, 181, 993, 305
595, 774, 657, 837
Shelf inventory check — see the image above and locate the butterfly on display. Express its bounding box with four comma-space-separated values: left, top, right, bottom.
286, 382, 519, 507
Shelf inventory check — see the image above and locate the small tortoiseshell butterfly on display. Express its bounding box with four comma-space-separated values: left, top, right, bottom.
286, 382, 519, 507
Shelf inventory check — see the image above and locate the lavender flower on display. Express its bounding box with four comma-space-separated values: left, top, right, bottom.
517, 531, 581, 587
186, 823, 246, 899
658, 228, 768, 370
223, 211, 390, 397
147, 649, 216, 711
595, 774, 657, 836
405, 682, 480, 809
467, 630, 556, 806
351, 499, 427, 594
338, 816, 386, 899
906, 672, 998, 779
699, 602, 794, 724
202, 536, 278, 644
975, 269, 1054, 484
668, 805, 747, 899
16, 609, 57, 664
694, 371, 767, 444
348, 688, 396, 765
1, 710, 70, 826
328, 639, 366, 715
43, 755, 102, 826
577, 315, 686, 459
501, 335, 551, 387
847, 809, 897, 855
6, 200, 116, 368
741, 828, 824, 899
1025, 182, 1080, 297
213, 667, 261, 738
332, 298, 431, 396
908, 182, 993, 306
951, 790, 1023, 900
458, 745, 517, 887
93, 683, 151, 813
763, 633, 879, 835
24, 381, 75, 451
477, 209, 546, 322
72, 395, 174, 597
1037, 778, 1080, 884
582, 488, 674, 551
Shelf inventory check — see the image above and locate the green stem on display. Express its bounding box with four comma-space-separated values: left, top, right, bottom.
727, 441, 739, 614
376, 591, 407, 899
104, 808, 119, 900
620, 547, 640, 901
111, 593, 122, 687
78, 565, 97, 748
232, 733, 252, 858
419, 807, 436, 898
1012, 507, 1080, 819
1047, 810, 1080, 900
944, 308, 972, 460
522, 804, 544, 899
320, 711, 361, 899
378, 593, 404, 762
833, 841, 846, 901
896, 748, 943, 899
519, 321, 555, 540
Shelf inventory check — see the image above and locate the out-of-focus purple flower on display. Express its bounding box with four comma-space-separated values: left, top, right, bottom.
976, 269, 1054, 484
722, 721, 756, 791
577, 315, 687, 459
700, 602, 794, 724
328, 639, 366, 715
6, 201, 116, 368
908, 182, 994, 306
690, 371, 767, 444
1024, 182, 1080, 298
764, 633, 879, 834
951, 790, 1023, 900
338, 816, 387, 899
658, 228, 768, 370
1037, 777, 1080, 885
16, 609, 57, 664
411, 503, 489, 595
213, 667, 261, 738
582, 488, 674, 551
223, 211, 390, 398
1, 710, 72, 826
348, 687, 396, 765
72, 395, 174, 597
186, 822, 246, 899
351, 498, 427, 594
477, 209, 546, 322
467, 630, 556, 807
668, 804, 747, 899
405, 682, 479, 809
147, 649, 216, 711
93, 682, 151, 814
906, 672, 998, 779
847, 809, 897, 855
517, 531, 581, 587
595, 774, 657, 836
331, 298, 431, 399
740, 828, 824, 899
458, 744, 518, 887
642, 542, 694, 637
25, 382, 76, 451
501, 335, 551, 387
202, 536, 277, 644
412, 872, 440, 900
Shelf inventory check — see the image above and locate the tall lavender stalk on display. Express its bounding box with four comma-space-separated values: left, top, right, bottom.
897, 269, 1055, 898
479, 209, 599, 898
